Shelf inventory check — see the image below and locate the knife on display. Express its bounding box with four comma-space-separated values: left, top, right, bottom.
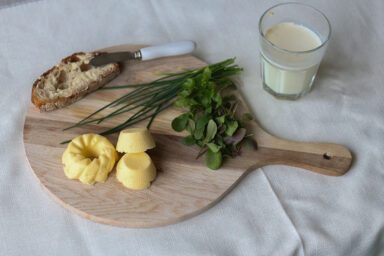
90, 40, 196, 67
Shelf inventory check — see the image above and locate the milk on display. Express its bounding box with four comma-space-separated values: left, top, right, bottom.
261, 22, 322, 97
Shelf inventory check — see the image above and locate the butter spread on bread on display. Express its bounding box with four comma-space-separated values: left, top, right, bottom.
32, 52, 120, 111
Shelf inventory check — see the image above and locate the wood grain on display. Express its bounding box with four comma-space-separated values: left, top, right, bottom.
23, 44, 353, 228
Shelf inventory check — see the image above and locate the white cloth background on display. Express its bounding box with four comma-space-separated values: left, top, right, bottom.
0, 0, 383, 255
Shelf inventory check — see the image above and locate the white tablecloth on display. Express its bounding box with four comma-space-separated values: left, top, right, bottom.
1, 0, 383, 255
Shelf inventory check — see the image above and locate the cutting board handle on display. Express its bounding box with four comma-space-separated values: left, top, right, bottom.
256, 140, 352, 176
250, 124, 353, 176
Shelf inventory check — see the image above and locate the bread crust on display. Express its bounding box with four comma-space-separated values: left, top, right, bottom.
31, 52, 120, 112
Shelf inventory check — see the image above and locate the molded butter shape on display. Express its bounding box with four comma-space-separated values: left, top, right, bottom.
116, 152, 156, 190
116, 128, 156, 153
62, 134, 118, 185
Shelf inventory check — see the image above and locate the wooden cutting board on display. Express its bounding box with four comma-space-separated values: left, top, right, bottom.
23, 44, 353, 228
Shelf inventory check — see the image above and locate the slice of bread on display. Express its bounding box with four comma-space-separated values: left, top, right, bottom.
31, 52, 120, 112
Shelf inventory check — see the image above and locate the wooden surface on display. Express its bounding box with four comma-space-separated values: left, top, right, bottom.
23, 44, 353, 228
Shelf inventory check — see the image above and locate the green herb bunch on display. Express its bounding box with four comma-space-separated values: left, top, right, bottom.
62, 58, 244, 146
171, 61, 250, 170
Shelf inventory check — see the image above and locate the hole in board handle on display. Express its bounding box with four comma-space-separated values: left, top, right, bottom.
323, 153, 332, 160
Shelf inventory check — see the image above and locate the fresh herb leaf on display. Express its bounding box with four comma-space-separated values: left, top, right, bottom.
224, 127, 246, 146
213, 93, 222, 107
204, 119, 217, 143
194, 126, 205, 140
193, 114, 209, 139
215, 115, 226, 125
205, 106, 212, 114
201, 67, 212, 86
207, 143, 220, 153
182, 135, 196, 145
174, 97, 191, 108
186, 119, 195, 133
225, 120, 238, 136
205, 149, 222, 170
172, 113, 190, 132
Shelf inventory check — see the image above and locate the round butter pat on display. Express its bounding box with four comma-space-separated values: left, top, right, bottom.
116, 128, 156, 153
116, 152, 156, 190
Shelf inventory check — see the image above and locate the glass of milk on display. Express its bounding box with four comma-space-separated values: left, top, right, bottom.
259, 3, 331, 100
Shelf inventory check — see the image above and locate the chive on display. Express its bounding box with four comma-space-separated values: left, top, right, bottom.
146, 104, 161, 129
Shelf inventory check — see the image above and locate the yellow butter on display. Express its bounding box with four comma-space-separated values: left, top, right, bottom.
116, 152, 156, 190
116, 128, 155, 153
62, 134, 118, 185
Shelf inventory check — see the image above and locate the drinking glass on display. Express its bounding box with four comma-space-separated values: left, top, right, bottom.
259, 3, 331, 100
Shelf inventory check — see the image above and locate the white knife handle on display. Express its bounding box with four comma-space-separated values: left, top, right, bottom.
140, 40, 196, 61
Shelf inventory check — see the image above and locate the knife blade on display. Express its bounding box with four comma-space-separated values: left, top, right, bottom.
90, 40, 196, 67
90, 51, 139, 66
